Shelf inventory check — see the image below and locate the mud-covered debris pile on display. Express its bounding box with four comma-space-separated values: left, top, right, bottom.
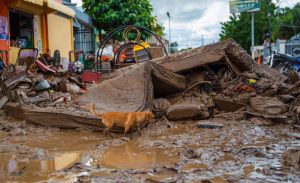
2, 39, 300, 132
0, 63, 88, 109
150, 39, 298, 127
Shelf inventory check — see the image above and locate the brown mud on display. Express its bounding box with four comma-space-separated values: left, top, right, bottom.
0, 113, 300, 182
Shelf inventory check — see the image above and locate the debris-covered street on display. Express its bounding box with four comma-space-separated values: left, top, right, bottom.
1, 108, 300, 182
1, 38, 300, 182
1, 0, 300, 182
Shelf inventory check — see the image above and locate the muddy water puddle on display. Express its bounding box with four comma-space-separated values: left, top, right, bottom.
0, 122, 300, 182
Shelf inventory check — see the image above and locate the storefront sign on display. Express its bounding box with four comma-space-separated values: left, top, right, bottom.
230, 0, 261, 13
0, 15, 8, 40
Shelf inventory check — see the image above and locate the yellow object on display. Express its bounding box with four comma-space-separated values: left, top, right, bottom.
47, 13, 73, 58
247, 79, 257, 84
9, 47, 20, 65
44, 0, 75, 17
123, 27, 141, 42
133, 42, 150, 63
133, 42, 150, 52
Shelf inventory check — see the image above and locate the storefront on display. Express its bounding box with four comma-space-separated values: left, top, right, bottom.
9, 9, 34, 48
0, 0, 75, 64
46, 0, 75, 59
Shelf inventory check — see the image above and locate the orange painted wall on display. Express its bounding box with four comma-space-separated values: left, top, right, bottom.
0, 1, 9, 51
0, 0, 9, 64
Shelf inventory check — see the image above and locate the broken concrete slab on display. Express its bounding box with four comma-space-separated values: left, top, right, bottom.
76, 62, 187, 113
4, 103, 139, 133
213, 97, 246, 112
166, 104, 208, 120
252, 63, 288, 83
153, 39, 253, 75
250, 96, 288, 115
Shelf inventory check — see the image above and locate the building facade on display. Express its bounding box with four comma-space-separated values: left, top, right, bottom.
63, 0, 98, 54
0, 0, 75, 64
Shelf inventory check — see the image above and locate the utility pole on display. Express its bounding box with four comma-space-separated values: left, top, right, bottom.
267, 0, 272, 54
268, 0, 271, 38
167, 12, 171, 53
251, 12, 255, 59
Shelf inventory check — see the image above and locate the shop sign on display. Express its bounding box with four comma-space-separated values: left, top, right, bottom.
230, 0, 261, 14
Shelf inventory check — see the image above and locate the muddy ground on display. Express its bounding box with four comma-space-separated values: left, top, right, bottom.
0, 110, 300, 183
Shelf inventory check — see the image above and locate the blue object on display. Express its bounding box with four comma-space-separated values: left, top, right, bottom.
35, 80, 51, 91
0, 60, 4, 71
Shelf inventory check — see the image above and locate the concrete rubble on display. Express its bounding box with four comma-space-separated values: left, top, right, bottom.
1, 39, 300, 131
1, 39, 300, 182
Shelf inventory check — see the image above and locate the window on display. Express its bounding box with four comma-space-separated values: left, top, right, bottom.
9, 9, 34, 48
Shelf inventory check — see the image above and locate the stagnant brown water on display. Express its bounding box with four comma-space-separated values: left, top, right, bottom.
0, 117, 300, 182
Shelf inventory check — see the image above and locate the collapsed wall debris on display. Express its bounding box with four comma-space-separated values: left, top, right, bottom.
2, 39, 300, 132
76, 61, 187, 113
5, 61, 187, 131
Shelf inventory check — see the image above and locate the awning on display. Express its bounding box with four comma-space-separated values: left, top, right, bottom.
44, 0, 75, 17
23, 0, 43, 6
8, 0, 45, 14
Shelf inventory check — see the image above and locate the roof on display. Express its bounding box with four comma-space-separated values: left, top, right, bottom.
287, 33, 300, 43
63, 2, 94, 27
45, 0, 75, 17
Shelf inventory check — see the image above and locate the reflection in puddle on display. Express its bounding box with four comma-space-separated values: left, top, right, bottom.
1, 121, 299, 182
96, 142, 179, 170
0, 152, 80, 182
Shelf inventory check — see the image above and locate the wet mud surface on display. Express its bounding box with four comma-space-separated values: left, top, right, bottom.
0, 113, 300, 182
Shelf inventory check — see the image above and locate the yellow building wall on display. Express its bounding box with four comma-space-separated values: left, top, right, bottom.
47, 13, 73, 58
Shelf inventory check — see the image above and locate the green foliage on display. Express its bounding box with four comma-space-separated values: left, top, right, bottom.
82, 0, 155, 38
272, 3, 300, 39
152, 18, 165, 37
220, 1, 277, 52
170, 42, 178, 53
220, 1, 300, 52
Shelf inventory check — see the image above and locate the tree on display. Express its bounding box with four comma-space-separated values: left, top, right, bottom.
152, 18, 165, 37
272, 3, 300, 40
220, 1, 278, 52
82, 0, 155, 36
170, 42, 178, 53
